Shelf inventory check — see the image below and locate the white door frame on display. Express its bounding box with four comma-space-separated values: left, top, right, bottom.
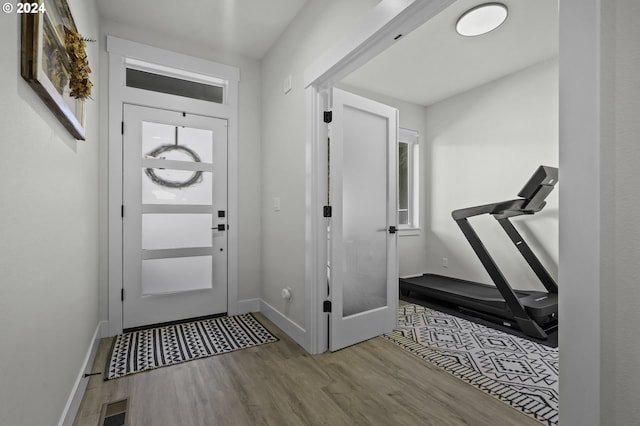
304, 0, 604, 423
107, 36, 240, 336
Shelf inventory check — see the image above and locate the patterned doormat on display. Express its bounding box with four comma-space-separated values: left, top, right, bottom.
384, 304, 558, 425
106, 313, 278, 380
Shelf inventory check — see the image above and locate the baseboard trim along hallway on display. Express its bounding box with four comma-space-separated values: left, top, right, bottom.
259, 299, 307, 349
59, 320, 106, 426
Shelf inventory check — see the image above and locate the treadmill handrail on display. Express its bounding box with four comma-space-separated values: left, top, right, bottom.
452, 202, 504, 220
452, 199, 528, 220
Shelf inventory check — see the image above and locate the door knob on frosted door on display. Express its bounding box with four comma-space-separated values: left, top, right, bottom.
377, 226, 397, 234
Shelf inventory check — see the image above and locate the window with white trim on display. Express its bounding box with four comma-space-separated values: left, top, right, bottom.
123, 58, 228, 104
398, 128, 419, 232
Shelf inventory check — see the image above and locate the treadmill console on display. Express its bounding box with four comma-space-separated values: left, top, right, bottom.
518, 165, 558, 211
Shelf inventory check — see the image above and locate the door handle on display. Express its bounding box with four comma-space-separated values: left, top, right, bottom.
377, 226, 397, 234
212, 224, 226, 231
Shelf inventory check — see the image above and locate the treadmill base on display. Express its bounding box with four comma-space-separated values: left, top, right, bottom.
400, 274, 558, 340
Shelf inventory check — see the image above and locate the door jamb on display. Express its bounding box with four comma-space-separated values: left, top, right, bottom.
303, 0, 457, 354
107, 36, 240, 336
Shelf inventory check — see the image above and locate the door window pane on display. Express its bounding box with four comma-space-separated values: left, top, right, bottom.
142, 122, 213, 164
342, 105, 388, 317
142, 169, 212, 205
177, 127, 214, 163
142, 214, 212, 250
142, 256, 212, 295
142, 121, 174, 153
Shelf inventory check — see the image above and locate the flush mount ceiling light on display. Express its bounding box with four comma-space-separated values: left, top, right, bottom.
456, 3, 508, 37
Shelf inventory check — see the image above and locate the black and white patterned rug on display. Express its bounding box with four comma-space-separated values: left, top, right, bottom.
385, 304, 558, 426
106, 313, 278, 380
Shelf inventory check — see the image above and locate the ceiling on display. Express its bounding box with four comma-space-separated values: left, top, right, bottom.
96, 0, 558, 105
96, 0, 309, 59
342, 0, 559, 106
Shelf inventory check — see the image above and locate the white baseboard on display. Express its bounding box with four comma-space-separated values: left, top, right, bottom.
236, 298, 260, 314
259, 299, 307, 347
99, 320, 109, 339
59, 320, 107, 426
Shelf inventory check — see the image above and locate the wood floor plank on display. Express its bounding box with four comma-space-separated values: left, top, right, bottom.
74, 313, 541, 426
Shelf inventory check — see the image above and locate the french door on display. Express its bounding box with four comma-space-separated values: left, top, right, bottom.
328, 89, 398, 351
122, 104, 228, 330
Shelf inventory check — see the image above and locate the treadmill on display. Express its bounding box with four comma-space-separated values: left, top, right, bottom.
400, 166, 559, 339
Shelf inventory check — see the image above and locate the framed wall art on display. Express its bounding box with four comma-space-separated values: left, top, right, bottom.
21, 0, 92, 140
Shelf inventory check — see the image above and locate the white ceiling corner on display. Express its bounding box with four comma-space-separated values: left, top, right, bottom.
96, 0, 309, 59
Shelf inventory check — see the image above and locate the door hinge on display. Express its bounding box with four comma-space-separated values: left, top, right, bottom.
121, 288, 124, 301
121, 121, 124, 135
323, 300, 332, 313
121, 205, 124, 218
323, 111, 332, 123
323, 206, 332, 218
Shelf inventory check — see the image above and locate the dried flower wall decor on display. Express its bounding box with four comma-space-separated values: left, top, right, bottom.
64, 26, 92, 100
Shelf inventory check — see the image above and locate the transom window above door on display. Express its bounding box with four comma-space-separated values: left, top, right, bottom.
123, 57, 229, 105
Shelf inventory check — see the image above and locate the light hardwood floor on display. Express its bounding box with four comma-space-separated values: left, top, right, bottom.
74, 313, 541, 426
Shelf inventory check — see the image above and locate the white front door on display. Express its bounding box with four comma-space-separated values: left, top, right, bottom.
329, 88, 398, 351
122, 104, 228, 330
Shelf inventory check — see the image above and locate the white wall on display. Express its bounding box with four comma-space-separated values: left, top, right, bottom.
0, 1, 101, 424
260, 0, 380, 328
337, 83, 428, 277
423, 59, 559, 291
559, 0, 610, 421
611, 0, 640, 423
97, 20, 263, 319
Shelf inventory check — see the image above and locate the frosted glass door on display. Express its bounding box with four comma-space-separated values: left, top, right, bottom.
329, 89, 398, 351
341, 106, 388, 317
122, 105, 228, 329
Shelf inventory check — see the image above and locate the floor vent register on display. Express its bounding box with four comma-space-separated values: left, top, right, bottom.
98, 399, 128, 426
